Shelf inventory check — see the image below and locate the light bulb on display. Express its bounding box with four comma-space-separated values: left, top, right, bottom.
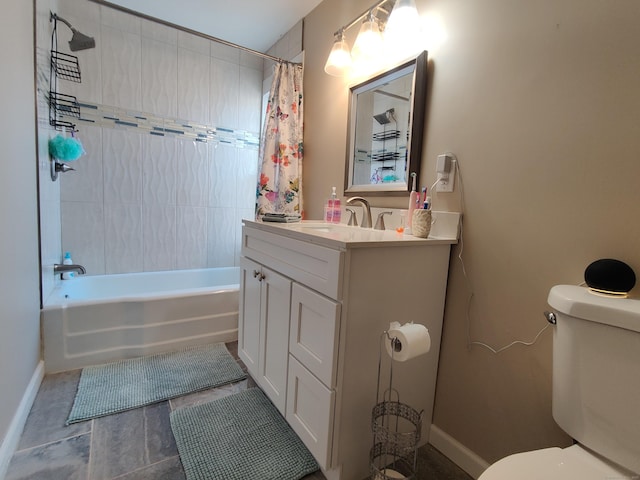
324, 32, 352, 76
384, 0, 421, 55
351, 15, 383, 75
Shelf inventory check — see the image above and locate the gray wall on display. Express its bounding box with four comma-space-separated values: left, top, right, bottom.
303, 0, 640, 471
0, 0, 42, 472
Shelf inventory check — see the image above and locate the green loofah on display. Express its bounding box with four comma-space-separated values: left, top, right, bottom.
48, 134, 84, 161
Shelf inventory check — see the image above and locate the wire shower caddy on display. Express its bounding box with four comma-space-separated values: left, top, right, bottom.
370, 331, 423, 480
49, 12, 81, 132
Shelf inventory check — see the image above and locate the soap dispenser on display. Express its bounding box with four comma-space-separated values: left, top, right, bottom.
331, 187, 341, 224
326, 186, 341, 223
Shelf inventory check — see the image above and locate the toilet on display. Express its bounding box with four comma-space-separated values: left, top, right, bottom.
479, 284, 640, 479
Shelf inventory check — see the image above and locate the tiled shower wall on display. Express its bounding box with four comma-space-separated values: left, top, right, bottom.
42, 0, 265, 280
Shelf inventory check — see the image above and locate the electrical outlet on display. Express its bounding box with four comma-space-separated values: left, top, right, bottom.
436, 172, 455, 192
436, 154, 455, 192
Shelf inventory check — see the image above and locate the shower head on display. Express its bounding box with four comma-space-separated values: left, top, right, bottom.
51, 13, 96, 51
373, 112, 391, 125
69, 29, 96, 51
373, 108, 396, 125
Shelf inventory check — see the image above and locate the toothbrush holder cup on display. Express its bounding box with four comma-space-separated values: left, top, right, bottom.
411, 209, 432, 238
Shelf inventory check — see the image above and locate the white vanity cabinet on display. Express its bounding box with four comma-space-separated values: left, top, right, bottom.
239, 217, 459, 480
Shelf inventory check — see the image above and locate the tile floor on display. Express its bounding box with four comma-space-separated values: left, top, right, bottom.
6, 342, 473, 480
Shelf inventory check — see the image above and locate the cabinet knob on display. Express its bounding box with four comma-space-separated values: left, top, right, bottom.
259, 273, 266, 281
253, 270, 260, 278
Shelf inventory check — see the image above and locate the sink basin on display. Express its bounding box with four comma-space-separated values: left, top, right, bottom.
278, 221, 419, 245
294, 222, 359, 233
298, 223, 333, 233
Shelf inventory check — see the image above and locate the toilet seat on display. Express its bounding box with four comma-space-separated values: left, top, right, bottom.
478, 445, 634, 480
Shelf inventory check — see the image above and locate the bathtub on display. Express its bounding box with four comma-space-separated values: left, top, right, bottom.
41, 267, 240, 373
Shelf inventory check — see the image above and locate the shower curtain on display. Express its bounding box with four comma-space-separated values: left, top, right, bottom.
256, 62, 304, 217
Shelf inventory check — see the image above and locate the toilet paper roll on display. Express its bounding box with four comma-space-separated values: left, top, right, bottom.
385, 322, 431, 362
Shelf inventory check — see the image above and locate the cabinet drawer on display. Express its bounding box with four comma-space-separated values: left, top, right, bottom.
242, 225, 343, 300
289, 283, 340, 388
286, 355, 335, 470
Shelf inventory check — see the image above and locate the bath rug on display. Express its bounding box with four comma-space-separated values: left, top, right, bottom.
66, 343, 246, 424
170, 387, 319, 480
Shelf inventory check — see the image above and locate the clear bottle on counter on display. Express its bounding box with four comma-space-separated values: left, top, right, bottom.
62, 251, 74, 280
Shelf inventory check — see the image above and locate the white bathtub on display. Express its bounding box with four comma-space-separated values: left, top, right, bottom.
41, 267, 240, 373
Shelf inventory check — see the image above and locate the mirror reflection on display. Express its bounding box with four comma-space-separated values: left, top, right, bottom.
345, 51, 428, 196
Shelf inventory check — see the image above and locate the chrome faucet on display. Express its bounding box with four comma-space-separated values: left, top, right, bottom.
54, 263, 86, 275
346, 197, 372, 228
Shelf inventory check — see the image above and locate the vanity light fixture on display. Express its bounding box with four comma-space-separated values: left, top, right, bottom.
384, 0, 421, 53
324, 29, 353, 76
324, 0, 421, 77
350, 10, 384, 73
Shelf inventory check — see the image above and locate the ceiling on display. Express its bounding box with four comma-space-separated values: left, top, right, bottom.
107, 0, 324, 52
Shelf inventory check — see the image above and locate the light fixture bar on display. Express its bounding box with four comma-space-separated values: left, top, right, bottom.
325, 0, 420, 77
331, 0, 395, 38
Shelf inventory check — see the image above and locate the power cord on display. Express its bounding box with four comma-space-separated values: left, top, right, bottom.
441, 153, 551, 354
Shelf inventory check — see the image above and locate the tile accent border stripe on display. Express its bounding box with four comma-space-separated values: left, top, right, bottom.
60, 101, 260, 150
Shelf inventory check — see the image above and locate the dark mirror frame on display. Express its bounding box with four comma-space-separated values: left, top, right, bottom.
344, 51, 428, 196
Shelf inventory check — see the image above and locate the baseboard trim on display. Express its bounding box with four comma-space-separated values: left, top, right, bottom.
429, 424, 491, 480
0, 361, 44, 479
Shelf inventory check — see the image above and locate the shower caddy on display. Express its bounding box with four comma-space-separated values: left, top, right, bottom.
371, 114, 401, 182
370, 330, 423, 480
49, 12, 82, 132
48, 12, 84, 181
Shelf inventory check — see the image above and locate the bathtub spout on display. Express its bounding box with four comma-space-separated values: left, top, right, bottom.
54, 263, 86, 275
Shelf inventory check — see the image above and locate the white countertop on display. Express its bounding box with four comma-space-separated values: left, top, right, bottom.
244, 211, 460, 249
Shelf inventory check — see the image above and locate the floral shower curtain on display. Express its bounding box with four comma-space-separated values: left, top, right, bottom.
256, 62, 304, 217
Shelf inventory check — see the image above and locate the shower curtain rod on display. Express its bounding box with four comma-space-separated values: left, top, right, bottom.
88, 0, 302, 65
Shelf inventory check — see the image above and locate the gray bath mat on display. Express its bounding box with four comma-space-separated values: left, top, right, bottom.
67, 343, 246, 424
170, 387, 319, 480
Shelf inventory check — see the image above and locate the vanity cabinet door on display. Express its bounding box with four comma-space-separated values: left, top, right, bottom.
257, 265, 292, 414
238, 256, 292, 415
238, 257, 261, 376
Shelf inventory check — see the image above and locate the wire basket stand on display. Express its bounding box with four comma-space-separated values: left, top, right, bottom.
370, 331, 423, 480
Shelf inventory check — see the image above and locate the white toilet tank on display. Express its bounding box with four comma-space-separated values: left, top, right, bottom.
548, 285, 640, 474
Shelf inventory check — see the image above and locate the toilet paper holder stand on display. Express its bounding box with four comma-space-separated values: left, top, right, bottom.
370, 330, 423, 480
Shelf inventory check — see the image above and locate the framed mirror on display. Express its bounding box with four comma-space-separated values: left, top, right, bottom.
344, 51, 428, 196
